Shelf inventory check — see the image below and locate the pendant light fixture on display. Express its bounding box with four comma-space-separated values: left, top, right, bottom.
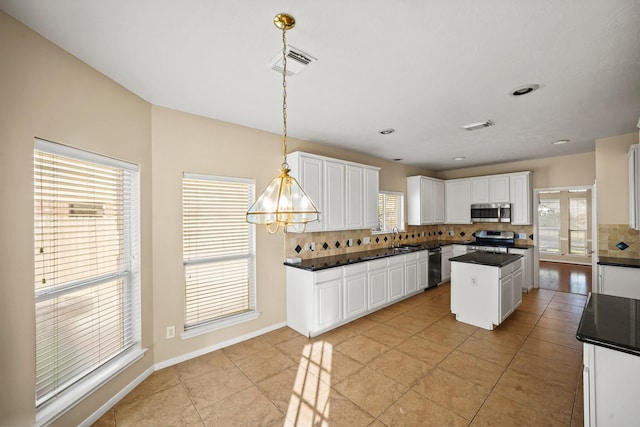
246, 13, 320, 234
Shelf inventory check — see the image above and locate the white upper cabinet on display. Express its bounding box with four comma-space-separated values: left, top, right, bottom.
509, 172, 532, 225
288, 151, 380, 231
364, 167, 380, 229
287, 153, 324, 232
346, 164, 364, 229
445, 179, 471, 224
407, 176, 445, 225
470, 175, 510, 204
325, 160, 346, 230
629, 144, 639, 230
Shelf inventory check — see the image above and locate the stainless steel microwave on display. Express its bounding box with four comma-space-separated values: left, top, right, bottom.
470, 203, 511, 223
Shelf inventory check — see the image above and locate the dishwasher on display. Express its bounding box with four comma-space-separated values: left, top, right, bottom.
427, 247, 442, 288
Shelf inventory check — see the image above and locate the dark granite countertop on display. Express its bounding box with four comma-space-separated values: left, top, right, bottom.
597, 257, 640, 268
284, 239, 532, 271
449, 252, 523, 267
577, 293, 640, 357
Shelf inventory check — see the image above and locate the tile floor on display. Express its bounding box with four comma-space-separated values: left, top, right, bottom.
94, 284, 587, 426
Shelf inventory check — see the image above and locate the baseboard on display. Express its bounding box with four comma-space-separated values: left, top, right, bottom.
154, 321, 288, 370
79, 365, 154, 427
80, 321, 287, 426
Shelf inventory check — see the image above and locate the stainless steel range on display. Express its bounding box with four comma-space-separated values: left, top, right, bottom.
469, 230, 515, 253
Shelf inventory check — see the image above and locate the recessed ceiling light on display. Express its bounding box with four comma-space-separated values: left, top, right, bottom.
552, 139, 570, 145
379, 128, 395, 135
510, 84, 540, 96
453, 157, 465, 161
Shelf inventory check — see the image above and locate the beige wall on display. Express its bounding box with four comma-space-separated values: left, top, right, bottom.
438, 151, 596, 189
0, 12, 153, 426
595, 132, 638, 224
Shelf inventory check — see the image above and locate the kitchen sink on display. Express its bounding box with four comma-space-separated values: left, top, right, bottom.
392, 247, 413, 252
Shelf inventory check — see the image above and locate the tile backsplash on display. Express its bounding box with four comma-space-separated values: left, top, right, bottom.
598, 224, 640, 259
285, 223, 534, 260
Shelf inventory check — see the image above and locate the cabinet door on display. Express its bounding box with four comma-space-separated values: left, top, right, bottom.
388, 262, 405, 302
368, 268, 387, 309
315, 279, 343, 331
499, 274, 513, 322
600, 265, 640, 299
445, 179, 471, 224
433, 179, 445, 223
489, 176, 510, 203
512, 266, 523, 308
346, 165, 364, 229
324, 160, 346, 230
471, 178, 489, 203
405, 261, 418, 295
417, 253, 428, 290
441, 247, 453, 282
344, 272, 368, 320
509, 173, 532, 225
364, 168, 380, 229
420, 177, 434, 224
289, 154, 324, 232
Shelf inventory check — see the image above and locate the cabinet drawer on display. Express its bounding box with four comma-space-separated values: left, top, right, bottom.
343, 263, 367, 276
368, 259, 387, 270
404, 252, 418, 261
388, 255, 405, 266
315, 268, 342, 283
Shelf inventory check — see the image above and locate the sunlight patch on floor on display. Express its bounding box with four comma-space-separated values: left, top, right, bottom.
286, 340, 332, 426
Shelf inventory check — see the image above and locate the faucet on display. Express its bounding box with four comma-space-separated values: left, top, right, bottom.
392, 226, 399, 248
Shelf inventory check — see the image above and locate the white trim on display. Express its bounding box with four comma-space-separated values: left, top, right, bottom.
35, 137, 138, 171
36, 348, 147, 427
157, 321, 287, 370
183, 171, 254, 185
182, 311, 261, 339
78, 365, 154, 427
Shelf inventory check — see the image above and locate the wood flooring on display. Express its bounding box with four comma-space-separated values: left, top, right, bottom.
539, 261, 592, 295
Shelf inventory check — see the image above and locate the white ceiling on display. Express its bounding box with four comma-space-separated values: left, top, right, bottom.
2, 0, 640, 171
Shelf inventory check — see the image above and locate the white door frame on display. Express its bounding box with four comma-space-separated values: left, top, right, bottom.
532, 183, 597, 291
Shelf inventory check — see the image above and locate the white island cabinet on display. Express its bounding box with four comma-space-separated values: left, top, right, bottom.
450, 253, 523, 330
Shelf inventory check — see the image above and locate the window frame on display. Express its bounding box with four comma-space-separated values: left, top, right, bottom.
375, 191, 405, 234
34, 138, 144, 426
182, 172, 258, 339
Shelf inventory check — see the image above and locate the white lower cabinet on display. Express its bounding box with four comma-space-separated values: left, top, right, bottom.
343, 264, 368, 320
512, 260, 523, 308
286, 252, 427, 337
417, 251, 429, 290
583, 342, 640, 426
405, 253, 418, 295
368, 260, 388, 310
388, 256, 405, 302
507, 247, 533, 292
499, 273, 513, 323
441, 245, 453, 283
599, 264, 640, 299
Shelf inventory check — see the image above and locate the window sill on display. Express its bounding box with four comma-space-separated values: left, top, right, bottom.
182, 311, 261, 340
36, 346, 147, 427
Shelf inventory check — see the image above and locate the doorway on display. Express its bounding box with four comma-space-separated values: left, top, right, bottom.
533, 185, 597, 295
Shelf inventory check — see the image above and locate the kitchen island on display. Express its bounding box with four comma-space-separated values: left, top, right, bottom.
577, 293, 640, 426
450, 252, 523, 330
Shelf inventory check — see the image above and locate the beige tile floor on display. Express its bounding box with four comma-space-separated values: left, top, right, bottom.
94, 284, 586, 426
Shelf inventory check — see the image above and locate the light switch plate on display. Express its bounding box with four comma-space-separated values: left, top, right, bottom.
517, 233, 527, 239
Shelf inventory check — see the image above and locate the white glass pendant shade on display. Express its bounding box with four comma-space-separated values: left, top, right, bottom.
247, 167, 319, 233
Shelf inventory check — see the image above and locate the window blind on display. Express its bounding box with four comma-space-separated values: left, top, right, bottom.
378, 192, 404, 232
34, 139, 140, 408
182, 173, 256, 331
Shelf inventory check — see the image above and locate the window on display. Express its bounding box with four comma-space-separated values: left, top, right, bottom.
182, 173, 257, 336
34, 139, 141, 420
569, 197, 588, 255
538, 199, 560, 253
377, 191, 404, 233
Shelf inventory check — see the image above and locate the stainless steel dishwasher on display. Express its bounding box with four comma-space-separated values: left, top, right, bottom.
427, 247, 442, 288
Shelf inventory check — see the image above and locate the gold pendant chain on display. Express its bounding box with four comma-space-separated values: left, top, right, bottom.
281, 28, 288, 169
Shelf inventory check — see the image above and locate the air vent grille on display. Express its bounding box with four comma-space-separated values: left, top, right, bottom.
463, 120, 495, 131
268, 45, 317, 77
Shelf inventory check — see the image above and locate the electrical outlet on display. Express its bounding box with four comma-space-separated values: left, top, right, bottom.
517, 233, 527, 239
448, 230, 454, 236
166, 325, 175, 339
310, 242, 316, 251
347, 239, 353, 247
363, 237, 371, 244
471, 277, 478, 286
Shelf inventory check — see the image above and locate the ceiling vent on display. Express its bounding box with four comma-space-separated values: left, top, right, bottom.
268, 45, 317, 77
463, 120, 495, 131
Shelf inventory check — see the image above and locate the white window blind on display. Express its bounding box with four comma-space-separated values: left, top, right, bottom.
183, 173, 256, 333
538, 198, 561, 253
34, 139, 140, 410
377, 191, 405, 233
